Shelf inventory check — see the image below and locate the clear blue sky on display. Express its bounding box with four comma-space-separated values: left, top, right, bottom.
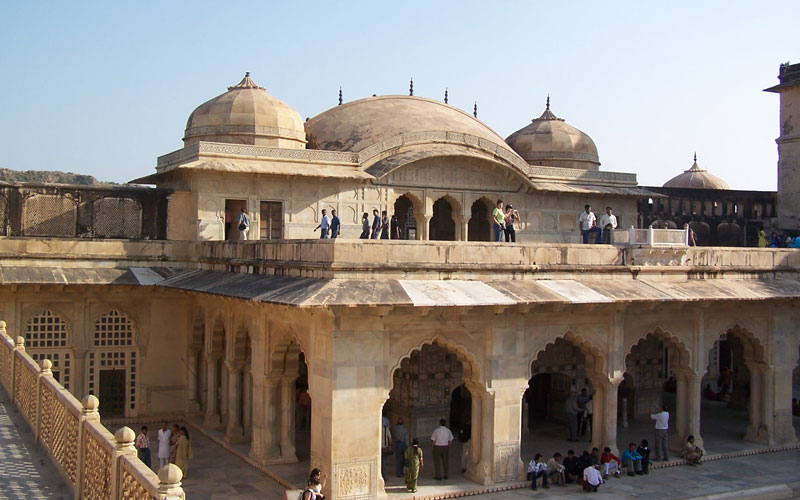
1, 1, 796, 190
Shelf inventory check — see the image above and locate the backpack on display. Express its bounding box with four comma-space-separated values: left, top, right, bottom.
298, 489, 314, 500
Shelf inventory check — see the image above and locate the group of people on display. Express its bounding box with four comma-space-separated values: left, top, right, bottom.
490, 199, 522, 242
578, 204, 618, 244
565, 388, 594, 442
527, 441, 652, 493
135, 422, 192, 477
360, 209, 402, 239
759, 230, 800, 248
300, 468, 327, 499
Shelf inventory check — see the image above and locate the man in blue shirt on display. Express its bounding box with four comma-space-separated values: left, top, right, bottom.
330, 209, 341, 239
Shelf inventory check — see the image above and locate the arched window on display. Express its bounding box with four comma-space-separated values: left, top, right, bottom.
93, 309, 134, 347
25, 310, 71, 389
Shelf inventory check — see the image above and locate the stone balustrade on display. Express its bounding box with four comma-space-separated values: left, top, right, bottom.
0, 320, 186, 500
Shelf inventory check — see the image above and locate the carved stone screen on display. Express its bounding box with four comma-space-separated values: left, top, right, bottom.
93, 198, 142, 238
26, 310, 72, 390
23, 194, 77, 236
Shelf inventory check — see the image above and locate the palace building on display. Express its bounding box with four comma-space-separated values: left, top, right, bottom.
0, 66, 799, 500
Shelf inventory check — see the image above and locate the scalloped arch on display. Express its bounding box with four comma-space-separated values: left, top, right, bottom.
624, 327, 692, 369
710, 323, 766, 362
529, 329, 606, 376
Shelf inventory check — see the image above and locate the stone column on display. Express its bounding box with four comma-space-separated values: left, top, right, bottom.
671, 369, 704, 452
744, 361, 766, 443
220, 363, 229, 424
111, 426, 138, 499
243, 370, 253, 438
770, 363, 798, 445
480, 380, 528, 486
421, 216, 432, 240
225, 362, 245, 443
589, 375, 621, 455
72, 348, 88, 399
459, 217, 469, 241
187, 350, 199, 413
279, 376, 297, 461
204, 354, 221, 426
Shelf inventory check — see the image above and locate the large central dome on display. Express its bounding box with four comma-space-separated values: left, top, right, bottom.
305, 95, 512, 153
183, 73, 306, 149
505, 98, 600, 170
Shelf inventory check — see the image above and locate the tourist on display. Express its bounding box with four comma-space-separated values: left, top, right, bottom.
360, 213, 370, 239
404, 438, 423, 493
621, 442, 644, 476
237, 208, 250, 240
769, 232, 781, 248
582, 465, 604, 492
504, 204, 520, 242
582, 396, 593, 439
301, 478, 321, 500
564, 389, 581, 441
370, 209, 381, 239
380, 211, 389, 239
684, 223, 697, 246
589, 447, 601, 467
459, 423, 471, 473
682, 435, 703, 466
599, 447, 621, 478
175, 426, 192, 478
790, 236, 800, 249
313, 209, 330, 238
492, 199, 505, 242
136, 425, 151, 469
576, 388, 592, 438
394, 418, 410, 478
169, 424, 180, 463
390, 214, 402, 239
650, 405, 670, 461
637, 439, 651, 474
157, 422, 171, 469
578, 204, 602, 244
546, 452, 566, 486
527, 453, 549, 490
599, 206, 617, 244
758, 229, 768, 247
382, 414, 392, 454
309, 468, 327, 499
563, 449, 581, 484
298, 387, 311, 429
430, 418, 454, 480
330, 209, 341, 239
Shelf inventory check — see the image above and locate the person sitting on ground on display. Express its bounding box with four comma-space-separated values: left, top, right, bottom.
563, 449, 581, 484
582, 464, 604, 492
637, 439, 651, 474
589, 447, 601, 467
682, 435, 703, 466
527, 453, 549, 490
621, 442, 644, 476
301, 478, 321, 500
600, 447, 621, 478
546, 452, 566, 486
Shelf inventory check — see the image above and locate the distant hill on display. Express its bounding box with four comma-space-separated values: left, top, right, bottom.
0, 168, 112, 186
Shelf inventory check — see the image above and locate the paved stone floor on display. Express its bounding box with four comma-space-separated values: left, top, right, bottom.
0, 386, 71, 500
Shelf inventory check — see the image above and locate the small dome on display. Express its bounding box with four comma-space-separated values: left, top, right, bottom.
184, 73, 306, 149
505, 97, 600, 170
663, 154, 730, 189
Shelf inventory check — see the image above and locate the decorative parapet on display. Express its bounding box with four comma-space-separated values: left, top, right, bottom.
526, 165, 638, 185
157, 142, 361, 170
0, 322, 186, 500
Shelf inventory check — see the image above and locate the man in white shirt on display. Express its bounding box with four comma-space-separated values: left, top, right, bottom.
430, 419, 454, 480
598, 206, 618, 244
582, 465, 604, 492
578, 204, 602, 244
650, 405, 670, 461
314, 209, 331, 239
157, 422, 171, 469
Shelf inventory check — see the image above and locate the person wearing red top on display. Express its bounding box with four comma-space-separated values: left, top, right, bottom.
599, 447, 621, 478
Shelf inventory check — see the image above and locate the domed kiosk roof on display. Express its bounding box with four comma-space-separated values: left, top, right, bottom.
305, 95, 512, 153
663, 154, 730, 190
184, 73, 306, 149
505, 97, 600, 170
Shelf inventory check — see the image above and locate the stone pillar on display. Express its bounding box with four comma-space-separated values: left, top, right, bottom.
478, 380, 528, 486
589, 375, 620, 455
243, 370, 253, 438
157, 464, 186, 500
112, 426, 137, 499
744, 361, 766, 443
279, 376, 297, 461
220, 363, 229, 423
459, 218, 469, 241
187, 350, 199, 412
204, 355, 221, 426
225, 362, 245, 443
421, 216, 432, 240
770, 363, 798, 445
35, 359, 53, 440
671, 369, 704, 452
76, 395, 100, 499
463, 381, 492, 484
72, 349, 88, 399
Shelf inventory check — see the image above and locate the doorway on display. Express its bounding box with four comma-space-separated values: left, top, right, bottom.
99, 369, 126, 419
225, 199, 248, 241
259, 201, 283, 240
430, 198, 455, 241
468, 200, 490, 241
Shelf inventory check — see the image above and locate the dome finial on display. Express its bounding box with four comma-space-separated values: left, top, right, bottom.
444, 88, 448, 104
473, 102, 478, 118
409, 78, 414, 96
228, 72, 265, 91
693, 151, 697, 163
338, 87, 343, 106
534, 95, 562, 122
546, 94, 550, 110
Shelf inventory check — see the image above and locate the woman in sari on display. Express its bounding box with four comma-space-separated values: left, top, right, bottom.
175, 426, 193, 478
169, 424, 180, 463
403, 438, 423, 493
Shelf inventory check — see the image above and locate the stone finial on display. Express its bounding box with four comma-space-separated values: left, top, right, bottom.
0, 320, 6, 333
473, 102, 477, 118
546, 94, 550, 110
338, 87, 343, 106
158, 463, 184, 485
115, 426, 136, 448
14, 336, 24, 348
694, 152, 697, 163
82, 394, 99, 412
534, 95, 563, 122
444, 88, 448, 104
228, 72, 266, 91
409, 78, 414, 96
40, 359, 53, 373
